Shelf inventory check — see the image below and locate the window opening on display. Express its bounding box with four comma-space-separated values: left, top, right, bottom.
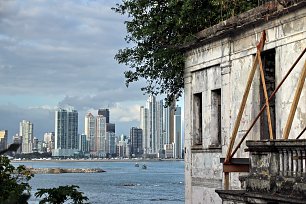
211, 89, 221, 147
260, 49, 276, 140
193, 93, 202, 145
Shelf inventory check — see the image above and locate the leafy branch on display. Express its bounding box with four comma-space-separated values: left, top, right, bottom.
113, 0, 259, 105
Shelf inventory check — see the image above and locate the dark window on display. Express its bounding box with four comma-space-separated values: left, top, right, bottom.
211, 89, 221, 147
260, 49, 276, 140
193, 93, 202, 145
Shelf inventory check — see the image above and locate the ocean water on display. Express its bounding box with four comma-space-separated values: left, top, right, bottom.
13, 160, 184, 204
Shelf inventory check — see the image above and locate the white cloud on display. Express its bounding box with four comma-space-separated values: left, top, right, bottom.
0, 0, 148, 138
111, 103, 141, 123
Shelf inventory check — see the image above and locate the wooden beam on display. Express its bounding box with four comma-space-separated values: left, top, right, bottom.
229, 48, 306, 159
225, 31, 266, 163
258, 51, 274, 140
223, 164, 249, 173
283, 60, 306, 139
224, 172, 229, 190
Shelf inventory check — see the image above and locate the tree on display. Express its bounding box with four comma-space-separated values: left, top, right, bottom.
113, 0, 258, 104
35, 185, 89, 204
0, 155, 33, 204
0, 144, 89, 204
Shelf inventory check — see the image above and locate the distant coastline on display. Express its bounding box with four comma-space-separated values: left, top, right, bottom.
11, 158, 184, 163
28, 167, 106, 174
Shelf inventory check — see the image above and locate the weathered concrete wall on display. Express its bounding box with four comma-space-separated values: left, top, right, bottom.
184, 2, 306, 204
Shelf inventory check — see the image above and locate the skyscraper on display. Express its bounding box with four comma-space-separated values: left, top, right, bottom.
33, 137, 39, 152
67, 110, 78, 149
79, 133, 89, 153
85, 109, 116, 157
147, 95, 157, 154
156, 100, 164, 154
140, 106, 148, 154
164, 101, 175, 144
53, 108, 78, 157
96, 115, 106, 156
140, 96, 180, 158
0, 130, 8, 151
12, 134, 22, 154
43, 132, 55, 153
98, 108, 110, 123
130, 127, 143, 156
173, 106, 182, 159
106, 122, 115, 156
85, 113, 96, 152
106, 132, 116, 156
20, 120, 33, 154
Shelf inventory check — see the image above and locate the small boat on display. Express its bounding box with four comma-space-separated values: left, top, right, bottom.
142, 164, 147, 169
135, 163, 139, 167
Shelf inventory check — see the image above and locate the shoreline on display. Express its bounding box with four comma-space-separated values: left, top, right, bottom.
28, 167, 106, 174
11, 158, 184, 163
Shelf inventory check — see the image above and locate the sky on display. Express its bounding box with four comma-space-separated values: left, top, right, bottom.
0, 0, 156, 140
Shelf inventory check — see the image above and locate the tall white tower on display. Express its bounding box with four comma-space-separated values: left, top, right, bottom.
173, 106, 182, 159
147, 95, 157, 154
96, 115, 106, 156
85, 113, 96, 152
156, 100, 164, 153
140, 106, 148, 154
20, 120, 33, 154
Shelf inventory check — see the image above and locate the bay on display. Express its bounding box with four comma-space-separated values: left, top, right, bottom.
13, 160, 184, 204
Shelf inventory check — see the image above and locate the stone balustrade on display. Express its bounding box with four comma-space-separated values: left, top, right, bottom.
216, 139, 306, 203
245, 139, 306, 198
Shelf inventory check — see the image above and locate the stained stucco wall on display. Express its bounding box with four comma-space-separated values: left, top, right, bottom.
184, 6, 306, 204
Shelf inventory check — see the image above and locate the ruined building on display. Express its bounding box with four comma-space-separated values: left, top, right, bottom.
183, 1, 306, 203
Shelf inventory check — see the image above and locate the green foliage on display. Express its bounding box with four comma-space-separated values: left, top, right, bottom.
113, 0, 258, 104
0, 156, 33, 204
0, 154, 89, 204
35, 185, 89, 204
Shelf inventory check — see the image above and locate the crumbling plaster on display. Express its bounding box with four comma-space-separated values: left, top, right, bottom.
184, 4, 306, 204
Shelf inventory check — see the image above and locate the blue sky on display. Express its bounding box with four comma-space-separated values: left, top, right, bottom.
0, 0, 155, 140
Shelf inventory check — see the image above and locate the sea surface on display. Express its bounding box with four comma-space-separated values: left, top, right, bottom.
13, 160, 184, 204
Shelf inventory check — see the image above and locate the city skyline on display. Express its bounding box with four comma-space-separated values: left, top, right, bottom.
3, 95, 182, 159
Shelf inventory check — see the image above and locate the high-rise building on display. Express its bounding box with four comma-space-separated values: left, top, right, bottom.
43, 132, 55, 152
67, 110, 78, 149
33, 137, 39, 152
164, 101, 175, 144
79, 133, 89, 153
105, 121, 115, 156
96, 115, 106, 156
12, 134, 22, 154
143, 95, 169, 155
117, 140, 128, 158
147, 95, 157, 154
106, 123, 115, 133
140, 106, 149, 154
130, 127, 143, 156
85, 113, 96, 152
98, 108, 110, 123
0, 130, 8, 151
53, 108, 78, 157
156, 100, 164, 153
173, 106, 182, 158
85, 109, 116, 157
140, 96, 180, 158
20, 120, 33, 154
106, 132, 116, 156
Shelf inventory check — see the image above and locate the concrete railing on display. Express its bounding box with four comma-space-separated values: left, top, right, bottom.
245, 139, 306, 198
